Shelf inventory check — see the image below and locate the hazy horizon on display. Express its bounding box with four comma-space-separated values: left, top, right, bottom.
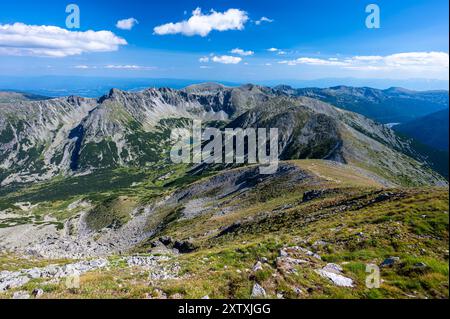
1, 75, 448, 98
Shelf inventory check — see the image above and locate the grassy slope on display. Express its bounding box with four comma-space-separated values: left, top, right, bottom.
1, 160, 447, 299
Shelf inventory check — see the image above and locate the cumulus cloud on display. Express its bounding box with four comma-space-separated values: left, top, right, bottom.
278, 52, 449, 71
230, 48, 254, 56
105, 64, 154, 70
153, 7, 248, 37
0, 23, 127, 57
211, 55, 242, 64
267, 47, 287, 55
199, 56, 210, 63
279, 57, 348, 66
116, 18, 139, 30
383, 52, 449, 67
255, 17, 274, 25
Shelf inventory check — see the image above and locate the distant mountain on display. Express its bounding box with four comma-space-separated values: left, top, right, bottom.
0, 91, 49, 103
274, 85, 449, 124
0, 76, 241, 98
261, 78, 450, 91
394, 108, 449, 151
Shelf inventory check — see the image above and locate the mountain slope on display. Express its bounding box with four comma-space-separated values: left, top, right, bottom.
227, 96, 445, 186
0, 160, 448, 299
0, 91, 49, 103
274, 85, 449, 124
394, 108, 449, 151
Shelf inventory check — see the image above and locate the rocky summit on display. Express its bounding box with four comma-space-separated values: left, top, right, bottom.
0, 83, 448, 299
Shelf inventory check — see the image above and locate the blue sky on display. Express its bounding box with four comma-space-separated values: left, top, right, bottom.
0, 0, 448, 84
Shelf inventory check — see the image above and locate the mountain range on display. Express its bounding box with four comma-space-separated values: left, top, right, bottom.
274, 85, 449, 124
0, 83, 446, 188
0, 83, 448, 299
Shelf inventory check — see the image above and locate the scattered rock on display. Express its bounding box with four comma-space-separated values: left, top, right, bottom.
150, 240, 165, 248
322, 263, 343, 274
373, 193, 394, 202
413, 262, 427, 268
279, 246, 321, 260
173, 240, 197, 253
316, 268, 354, 287
302, 190, 326, 202
125, 255, 180, 280
314, 263, 353, 288
159, 236, 173, 246
279, 249, 289, 257
12, 291, 30, 299
293, 287, 302, 295
32, 288, 44, 298
276, 257, 308, 273
0, 258, 109, 293
252, 261, 264, 272
276, 246, 322, 274
380, 257, 400, 268
201, 295, 210, 299
152, 288, 167, 299
312, 240, 328, 248
217, 222, 241, 237
251, 283, 266, 298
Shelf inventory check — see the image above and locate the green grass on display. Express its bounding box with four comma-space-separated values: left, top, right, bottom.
0, 160, 447, 299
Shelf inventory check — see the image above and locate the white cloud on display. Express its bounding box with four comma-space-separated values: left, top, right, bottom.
199, 56, 210, 63
278, 52, 449, 71
383, 52, 449, 67
153, 8, 248, 37
74, 65, 90, 69
255, 17, 274, 25
0, 23, 127, 57
352, 55, 383, 62
268, 47, 287, 55
211, 55, 242, 64
279, 57, 349, 66
231, 48, 254, 56
116, 18, 139, 30
105, 64, 154, 70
